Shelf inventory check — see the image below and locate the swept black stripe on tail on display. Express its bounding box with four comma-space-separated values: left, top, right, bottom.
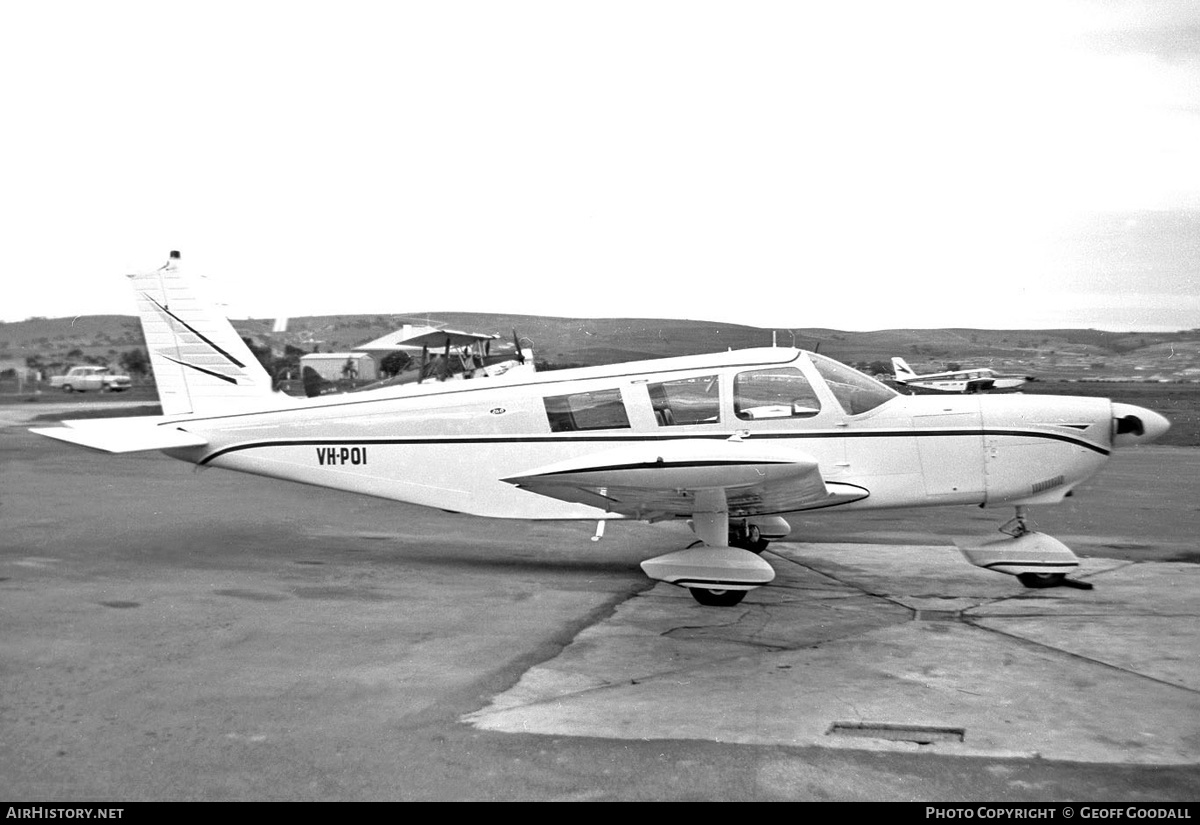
142, 292, 247, 368
161, 354, 240, 385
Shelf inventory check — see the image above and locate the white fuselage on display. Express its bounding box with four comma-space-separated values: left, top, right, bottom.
160, 348, 1125, 523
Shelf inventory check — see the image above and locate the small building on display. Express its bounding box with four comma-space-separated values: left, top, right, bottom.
0, 360, 41, 393
298, 352, 378, 382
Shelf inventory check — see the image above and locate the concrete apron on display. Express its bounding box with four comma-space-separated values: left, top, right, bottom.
465, 542, 1200, 765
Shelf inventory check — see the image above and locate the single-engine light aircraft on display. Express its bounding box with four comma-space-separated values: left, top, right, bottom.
33, 253, 1170, 606
892, 356, 1032, 393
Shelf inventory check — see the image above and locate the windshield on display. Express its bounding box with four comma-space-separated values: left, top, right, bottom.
807, 352, 897, 415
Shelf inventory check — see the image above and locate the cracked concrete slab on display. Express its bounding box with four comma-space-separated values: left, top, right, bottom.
465, 543, 1200, 764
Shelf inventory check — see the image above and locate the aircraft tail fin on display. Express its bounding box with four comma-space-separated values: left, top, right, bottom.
891, 357, 917, 381
302, 365, 336, 398
130, 251, 296, 416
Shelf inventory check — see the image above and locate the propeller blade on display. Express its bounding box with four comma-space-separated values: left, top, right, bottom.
512, 329, 525, 364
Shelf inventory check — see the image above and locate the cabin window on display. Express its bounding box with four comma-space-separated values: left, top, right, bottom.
544, 389, 630, 432
808, 353, 897, 415
647, 375, 721, 426
734, 367, 821, 420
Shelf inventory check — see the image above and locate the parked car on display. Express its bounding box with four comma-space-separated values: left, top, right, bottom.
48, 366, 133, 393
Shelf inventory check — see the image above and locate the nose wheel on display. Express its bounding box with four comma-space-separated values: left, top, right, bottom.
999, 508, 1070, 588
958, 506, 1090, 589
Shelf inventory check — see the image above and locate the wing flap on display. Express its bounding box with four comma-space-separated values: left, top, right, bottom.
504, 438, 850, 519
30, 417, 208, 453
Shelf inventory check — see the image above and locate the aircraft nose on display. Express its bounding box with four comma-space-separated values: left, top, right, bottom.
1111, 402, 1171, 447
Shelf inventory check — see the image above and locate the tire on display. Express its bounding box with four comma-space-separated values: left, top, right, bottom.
1017, 572, 1066, 589
689, 587, 748, 607
741, 537, 770, 554
730, 537, 770, 553
730, 525, 770, 554
62, 385, 73, 393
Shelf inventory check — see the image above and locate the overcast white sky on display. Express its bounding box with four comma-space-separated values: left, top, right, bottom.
2, 0, 1198, 331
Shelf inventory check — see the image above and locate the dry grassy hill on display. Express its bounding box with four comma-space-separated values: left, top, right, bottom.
3, 312, 1200, 382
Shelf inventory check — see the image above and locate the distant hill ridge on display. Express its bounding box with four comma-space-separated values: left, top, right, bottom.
3, 312, 1200, 380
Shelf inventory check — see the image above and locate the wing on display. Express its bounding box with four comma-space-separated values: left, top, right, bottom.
355, 327, 499, 351
502, 438, 867, 520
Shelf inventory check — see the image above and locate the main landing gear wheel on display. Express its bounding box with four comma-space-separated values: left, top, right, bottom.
730, 524, 770, 554
689, 587, 748, 607
1017, 572, 1066, 589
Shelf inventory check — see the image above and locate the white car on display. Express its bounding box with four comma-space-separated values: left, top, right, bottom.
49, 366, 133, 393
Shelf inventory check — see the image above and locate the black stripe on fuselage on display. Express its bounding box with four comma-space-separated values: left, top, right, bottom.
196, 427, 1110, 466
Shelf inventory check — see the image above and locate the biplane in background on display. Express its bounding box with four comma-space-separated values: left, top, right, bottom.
892, 356, 1032, 393
33, 252, 1169, 606
301, 325, 535, 398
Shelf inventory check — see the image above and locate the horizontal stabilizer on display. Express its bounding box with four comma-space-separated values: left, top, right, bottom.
30, 418, 208, 454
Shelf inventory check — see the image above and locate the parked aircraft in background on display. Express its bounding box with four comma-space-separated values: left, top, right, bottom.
32, 252, 1169, 606
302, 326, 534, 398
892, 357, 1032, 393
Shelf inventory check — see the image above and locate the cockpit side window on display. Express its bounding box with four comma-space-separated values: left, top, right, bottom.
647, 375, 721, 426
734, 367, 821, 420
808, 353, 897, 415
544, 389, 630, 432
